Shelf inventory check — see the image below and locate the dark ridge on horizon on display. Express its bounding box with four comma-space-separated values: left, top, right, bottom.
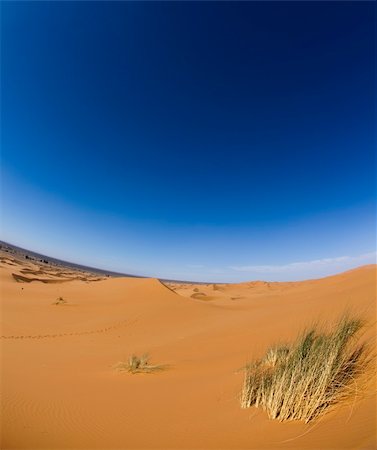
0, 240, 140, 278
0, 241, 214, 284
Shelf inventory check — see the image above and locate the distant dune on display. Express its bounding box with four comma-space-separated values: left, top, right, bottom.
1, 250, 376, 449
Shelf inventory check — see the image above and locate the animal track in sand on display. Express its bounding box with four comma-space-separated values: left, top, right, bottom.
0, 320, 129, 340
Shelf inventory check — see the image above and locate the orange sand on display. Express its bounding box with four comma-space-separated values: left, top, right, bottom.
1, 254, 376, 449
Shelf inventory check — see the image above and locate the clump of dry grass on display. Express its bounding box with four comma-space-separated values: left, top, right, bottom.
53, 296, 67, 305
241, 316, 370, 423
114, 354, 165, 374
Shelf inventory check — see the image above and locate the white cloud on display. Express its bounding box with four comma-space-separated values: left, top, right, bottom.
230, 252, 376, 274
208, 268, 226, 274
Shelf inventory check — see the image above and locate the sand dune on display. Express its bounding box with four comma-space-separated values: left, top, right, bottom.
1, 254, 376, 449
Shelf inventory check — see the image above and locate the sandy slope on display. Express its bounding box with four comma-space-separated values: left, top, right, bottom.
0, 256, 376, 450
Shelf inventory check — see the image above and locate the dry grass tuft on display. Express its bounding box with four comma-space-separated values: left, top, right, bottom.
241, 316, 370, 422
115, 354, 166, 374
53, 296, 67, 305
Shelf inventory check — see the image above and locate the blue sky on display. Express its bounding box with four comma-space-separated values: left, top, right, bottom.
1, 2, 375, 282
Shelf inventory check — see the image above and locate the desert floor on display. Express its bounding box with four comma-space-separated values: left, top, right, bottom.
1, 250, 376, 449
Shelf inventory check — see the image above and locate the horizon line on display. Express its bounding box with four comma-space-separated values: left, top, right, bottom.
1, 240, 375, 285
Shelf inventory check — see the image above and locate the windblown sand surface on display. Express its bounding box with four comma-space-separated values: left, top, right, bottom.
1, 252, 376, 449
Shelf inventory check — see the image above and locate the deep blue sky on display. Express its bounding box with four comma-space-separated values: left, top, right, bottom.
1, 2, 375, 281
